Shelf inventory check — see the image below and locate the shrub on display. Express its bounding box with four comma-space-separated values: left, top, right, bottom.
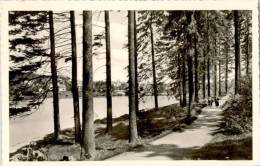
218, 76, 252, 135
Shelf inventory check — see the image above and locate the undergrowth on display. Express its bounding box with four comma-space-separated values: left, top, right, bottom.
218, 76, 252, 135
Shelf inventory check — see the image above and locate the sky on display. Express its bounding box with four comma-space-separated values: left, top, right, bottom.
56, 11, 129, 82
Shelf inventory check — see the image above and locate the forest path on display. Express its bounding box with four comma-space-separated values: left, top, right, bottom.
106, 100, 225, 160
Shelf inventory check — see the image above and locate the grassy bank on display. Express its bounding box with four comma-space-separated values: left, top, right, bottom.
10, 103, 204, 161
190, 134, 252, 160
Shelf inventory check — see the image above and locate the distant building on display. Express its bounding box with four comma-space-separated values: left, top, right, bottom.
58, 81, 67, 92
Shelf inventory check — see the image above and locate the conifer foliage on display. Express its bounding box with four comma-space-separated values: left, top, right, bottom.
9, 11, 49, 115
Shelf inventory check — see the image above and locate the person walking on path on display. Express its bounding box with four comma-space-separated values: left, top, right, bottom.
208, 97, 213, 106
215, 97, 219, 107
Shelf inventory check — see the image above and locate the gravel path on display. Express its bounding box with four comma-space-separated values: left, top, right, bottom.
106, 101, 225, 160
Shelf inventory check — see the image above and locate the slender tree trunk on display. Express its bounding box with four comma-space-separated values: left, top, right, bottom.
128, 11, 140, 145
214, 36, 217, 98
246, 19, 250, 76
214, 62, 217, 98
218, 59, 221, 96
206, 12, 211, 98
238, 18, 241, 86
134, 11, 139, 113
234, 11, 240, 94
207, 53, 211, 98
225, 44, 229, 94
182, 49, 187, 107
202, 48, 206, 99
105, 11, 113, 134
186, 20, 194, 118
70, 11, 81, 143
82, 11, 95, 159
178, 53, 183, 106
49, 11, 60, 140
187, 50, 193, 119
194, 35, 199, 103
149, 13, 159, 110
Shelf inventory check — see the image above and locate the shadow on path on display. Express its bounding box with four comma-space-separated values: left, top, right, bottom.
130, 144, 198, 160
107, 105, 225, 160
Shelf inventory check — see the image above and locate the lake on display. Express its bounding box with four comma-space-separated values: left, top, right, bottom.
9, 96, 177, 153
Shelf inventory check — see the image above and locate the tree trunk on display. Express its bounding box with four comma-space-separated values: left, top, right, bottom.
202, 48, 206, 99
218, 59, 221, 96
182, 49, 187, 107
225, 44, 229, 94
207, 52, 211, 98
214, 62, 217, 98
82, 11, 95, 159
134, 11, 139, 113
186, 25, 193, 119
214, 36, 217, 98
206, 12, 211, 98
128, 11, 140, 145
48, 11, 60, 140
105, 11, 113, 134
70, 11, 81, 143
187, 52, 193, 119
238, 18, 241, 87
149, 12, 159, 110
234, 11, 240, 94
246, 19, 250, 76
194, 35, 199, 103
178, 53, 183, 106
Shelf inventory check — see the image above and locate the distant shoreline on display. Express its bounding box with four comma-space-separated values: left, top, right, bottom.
46, 91, 170, 99
47, 91, 126, 99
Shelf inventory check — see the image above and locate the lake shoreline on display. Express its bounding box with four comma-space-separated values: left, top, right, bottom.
18, 90, 172, 100
10, 96, 178, 153
10, 95, 175, 118
10, 103, 204, 161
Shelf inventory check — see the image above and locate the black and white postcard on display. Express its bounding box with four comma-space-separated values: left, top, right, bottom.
0, 0, 259, 166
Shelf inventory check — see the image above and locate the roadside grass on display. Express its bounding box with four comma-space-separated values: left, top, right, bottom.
217, 95, 252, 135
191, 135, 252, 160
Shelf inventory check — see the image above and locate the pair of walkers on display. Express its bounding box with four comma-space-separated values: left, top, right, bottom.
208, 97, 219, 107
